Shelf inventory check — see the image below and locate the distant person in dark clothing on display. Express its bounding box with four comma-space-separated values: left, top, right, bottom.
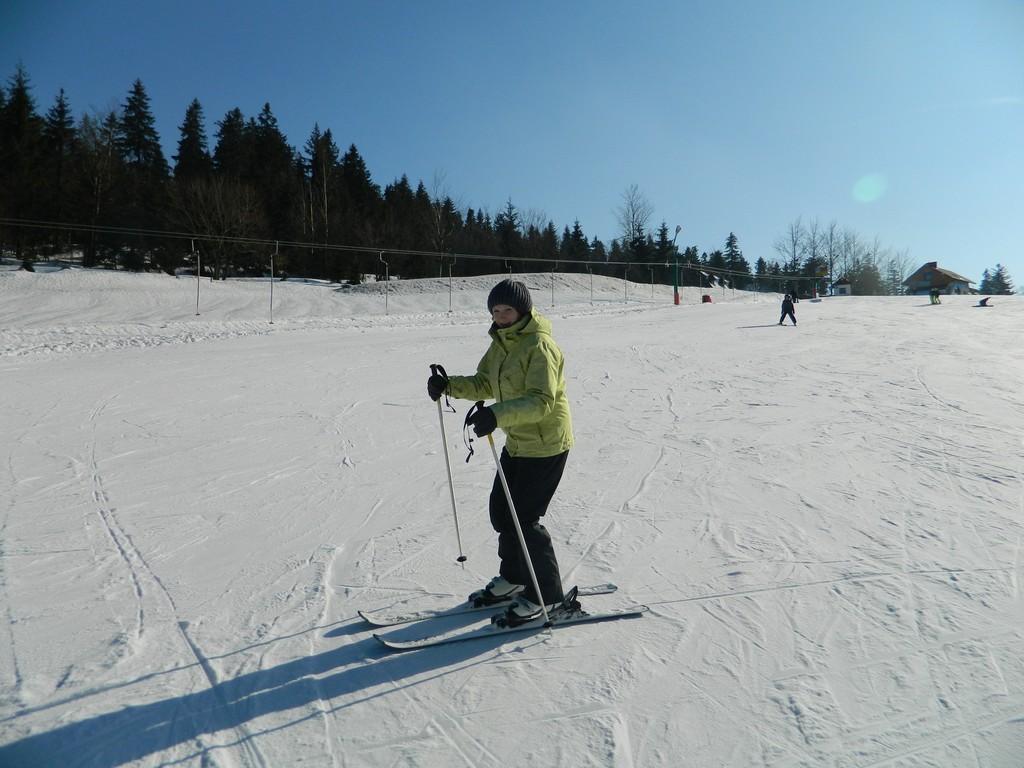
779, 295, 797, 326
977, 297, 991, 307
929, 288, 942, 305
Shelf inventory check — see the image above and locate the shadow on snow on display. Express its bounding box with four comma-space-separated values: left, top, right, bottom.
0, 621, 519, 767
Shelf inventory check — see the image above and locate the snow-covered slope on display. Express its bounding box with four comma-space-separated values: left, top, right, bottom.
1, 269, 1022, 767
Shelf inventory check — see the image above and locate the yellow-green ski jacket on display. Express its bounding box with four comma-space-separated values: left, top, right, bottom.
447, 311, 573, 458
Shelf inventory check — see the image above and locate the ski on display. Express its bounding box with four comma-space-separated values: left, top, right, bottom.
374, 604, 648, 652
359, 583, 618, 627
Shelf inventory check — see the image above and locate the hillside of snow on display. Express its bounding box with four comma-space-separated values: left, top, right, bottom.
1, 268, 1022, 767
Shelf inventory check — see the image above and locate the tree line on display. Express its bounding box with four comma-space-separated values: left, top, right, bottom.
1, 65, 707, 284
2, 65, 1010, 294
0, 66, 774, 288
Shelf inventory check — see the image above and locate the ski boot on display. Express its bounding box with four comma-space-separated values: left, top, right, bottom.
492, 587, 583, 628
468, 575, 524, 607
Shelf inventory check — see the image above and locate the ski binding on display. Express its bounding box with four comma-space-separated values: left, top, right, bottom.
359, 582, 618, 627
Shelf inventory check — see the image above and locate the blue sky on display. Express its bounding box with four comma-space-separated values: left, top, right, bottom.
3, 1, 1022, 287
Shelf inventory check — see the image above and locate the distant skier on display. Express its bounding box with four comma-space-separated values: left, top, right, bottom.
427, 279, 573, 626
779, 294, 797, 326
930, 288, 942, 305
977, 297, 991, 307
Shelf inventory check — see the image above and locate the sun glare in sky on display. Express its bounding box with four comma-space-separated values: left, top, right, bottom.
852, 173, 888, 204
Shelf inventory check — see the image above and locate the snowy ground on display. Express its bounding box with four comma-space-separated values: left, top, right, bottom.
1, 269, 1023, 767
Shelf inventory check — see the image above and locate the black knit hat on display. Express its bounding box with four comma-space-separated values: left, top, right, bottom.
487, 279, 533, 316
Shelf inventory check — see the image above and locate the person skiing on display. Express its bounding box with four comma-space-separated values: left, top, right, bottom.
426, 278, 573, 626
779, 294, 797, 326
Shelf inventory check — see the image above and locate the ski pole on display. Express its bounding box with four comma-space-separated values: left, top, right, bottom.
432, 364, 467, 563
485, 431, 551, 625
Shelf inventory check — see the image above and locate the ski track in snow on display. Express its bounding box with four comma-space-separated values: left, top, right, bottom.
2, 270, 1024, 766
84, 393, 272, 767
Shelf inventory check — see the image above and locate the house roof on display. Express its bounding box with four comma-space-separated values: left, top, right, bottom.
903, 262, 974, 286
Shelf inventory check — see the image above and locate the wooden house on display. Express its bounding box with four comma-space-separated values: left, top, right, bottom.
903, 262, 974, 295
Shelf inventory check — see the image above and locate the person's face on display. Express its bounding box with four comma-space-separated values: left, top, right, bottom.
491, 304, 520, 328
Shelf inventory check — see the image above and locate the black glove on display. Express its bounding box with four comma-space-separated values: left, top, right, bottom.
467, 406, 497, 437
427, 372, 448, 401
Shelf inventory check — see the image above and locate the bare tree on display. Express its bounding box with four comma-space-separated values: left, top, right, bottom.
616, 184, 653, 258
170, 177, 261, 278
838, 227, 864, 279
519, 207, 549, 236
76, 108, 122, 267
823, 220, 841, 287
426, 170, 464, 254
773, 217, 805, 272
805, 218, 822, 266
886, 248, 913, 295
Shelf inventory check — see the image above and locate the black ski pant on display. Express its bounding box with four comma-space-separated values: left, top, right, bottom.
489, 447, 567, 605
779, 309, 796, 325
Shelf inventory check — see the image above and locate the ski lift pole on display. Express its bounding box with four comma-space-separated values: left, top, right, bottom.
379, 252, 389, 315
269, 241, 276, 325
433, 365, 466, 563
193, 239, 201, 316
485, 429, 551, 625
672, 224, 682, 305
447, 253, 455, 313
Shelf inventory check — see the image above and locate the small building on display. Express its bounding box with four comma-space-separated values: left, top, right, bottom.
903, 262, 975, 296
831, 278, 852, 296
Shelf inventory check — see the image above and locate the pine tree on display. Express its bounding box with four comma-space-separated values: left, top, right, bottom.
382, 174, 417, 253
249, 103, 298, 244
119, 79, 168, 175
724, 232, 751, 289
607, 240, 624, 278
884, 260, 903, 296
173, 99, 212, 182
303, 124, 340, 278
118, 79, 169, 268
559, 225, 572, 262
650, 222, 674, 285
568, 220, 589, 267
339, 143, 382, 246
213, 108, 250, 178
0, 65, 44, 261
848, 258, 886, 295
979, 268, 992, 293
654, 222, 672, 259
707, 249, 726, 271
540, 221, 559, 265
754, 256, 769, 291
494, 198, 522, 263
41, 88, 76, 246
989, 264, 1015, 294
